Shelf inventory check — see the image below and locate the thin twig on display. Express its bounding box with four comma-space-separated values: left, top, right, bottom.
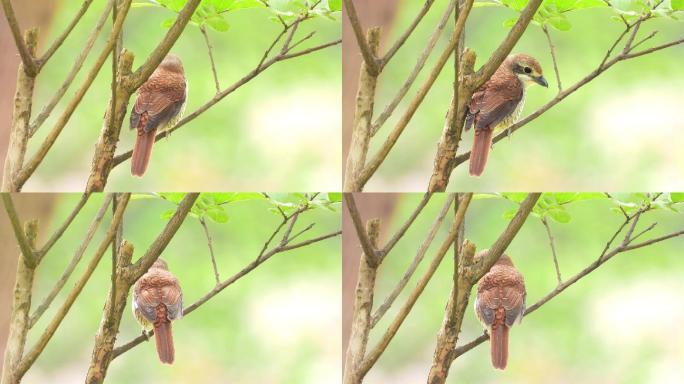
38, 0, 95, 67
541, 217, 562, 284
379, 0, 436, 68
37, 193, 90, 258
200, 218, 221, 285
200, 26, 221, 93
542, 25, 562, 92
379, 193, 432, 260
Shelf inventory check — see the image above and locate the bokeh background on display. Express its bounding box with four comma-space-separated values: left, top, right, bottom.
343, 193, 684, 383
0, 1, 341, 191
343, 1, 684, 191
0, 193, 341, 383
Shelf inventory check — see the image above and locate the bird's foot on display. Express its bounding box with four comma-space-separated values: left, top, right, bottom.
141, 329, 150, 341
506, 127, 512, 140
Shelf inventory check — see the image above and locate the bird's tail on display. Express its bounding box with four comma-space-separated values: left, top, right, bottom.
131, 128, 157, 177
153, 305, 174, 364
490, 324, 509, 370
469, 129, 493, 177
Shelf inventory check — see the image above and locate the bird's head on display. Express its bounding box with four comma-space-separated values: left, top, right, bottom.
151, 258, 169, 271
160, 54, 184, 75
474, 250, 515, 267
507, 54, 548, 88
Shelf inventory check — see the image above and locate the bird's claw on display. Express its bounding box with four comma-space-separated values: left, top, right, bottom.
141, 329, 150, 341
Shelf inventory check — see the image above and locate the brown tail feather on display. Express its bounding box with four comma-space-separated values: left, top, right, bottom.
469, 129, 493, 177
154, 320, 174, 364
490, 325, 508, 370
131, 128, 157, 177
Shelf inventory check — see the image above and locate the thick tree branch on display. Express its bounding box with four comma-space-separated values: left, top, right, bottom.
343, 27, 381, 192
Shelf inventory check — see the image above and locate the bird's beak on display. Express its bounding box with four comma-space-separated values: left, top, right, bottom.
535, 75, 549, 88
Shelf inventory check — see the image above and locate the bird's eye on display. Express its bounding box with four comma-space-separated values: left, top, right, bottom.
523, 67, 532, 74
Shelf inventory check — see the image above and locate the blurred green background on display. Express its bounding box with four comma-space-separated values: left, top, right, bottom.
19, 1, 340, 191
359, 193, 684, 383
2, 193, 340, 384
363, 1, 684, 191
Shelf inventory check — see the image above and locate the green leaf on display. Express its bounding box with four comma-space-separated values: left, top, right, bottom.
546, 14, 572, 30
674, 0, 684, 11
501, 193, 528, 203
671, 193, 684, 203
327, 192, 342, 202
546, 206, 571, 223
205, 205, 229, 223
503, 16, 518, 27
328, 0, 342, 11
502, 208, 518, 220
206, 14, 230, 31
161, 17, 177, 28
473, 1, 503, 7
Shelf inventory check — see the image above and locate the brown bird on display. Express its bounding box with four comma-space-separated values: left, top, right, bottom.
465, 54, 548, 176
130, 54, 187, 177
474, 252, 526, 370
132, 258, 183, 364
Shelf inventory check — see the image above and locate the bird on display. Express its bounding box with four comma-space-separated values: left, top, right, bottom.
465, 54, 548, 177
474, 252, 526, 370
129, 54, 187, 177
132, 258, 183, 364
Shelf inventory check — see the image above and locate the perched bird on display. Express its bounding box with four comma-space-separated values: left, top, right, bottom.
132, 258, 183, 364
474, 252, 526, 370
465, 54, 548, 176
130, 54, 187, 177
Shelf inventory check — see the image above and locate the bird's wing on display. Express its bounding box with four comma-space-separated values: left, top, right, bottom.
130, 73, 186, 133
469, 78, 522, 130
134, 284, 161, 322
475, 288, 498, 327
161, 277, 183, 320
502, 272, 526, 327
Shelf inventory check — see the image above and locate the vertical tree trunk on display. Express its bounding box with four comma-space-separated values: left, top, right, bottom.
0, 221, 37, 384
2, 30, 38, 192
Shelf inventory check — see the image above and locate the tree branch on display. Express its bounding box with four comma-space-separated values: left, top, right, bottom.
200, 26, 221, 93
38, 0, 95, 67
344, 194, 379, 266
541, 217, 562, 284
199, 218, 220, 285
12, 0, 133, 191
29, 195, 113, 328
356, 193, 473, 379
1, 194, 37, 267
343, 0, 380, 75
37, 193, 91, 259
371, 194, 455, 327
379, 0, 436, 68
0, 0, 38, 76
542, 25, 562, 92
379, 193, 432, 260
16, 194, 130, 378
370, 0, 456, 136
29, 0, 115, 135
